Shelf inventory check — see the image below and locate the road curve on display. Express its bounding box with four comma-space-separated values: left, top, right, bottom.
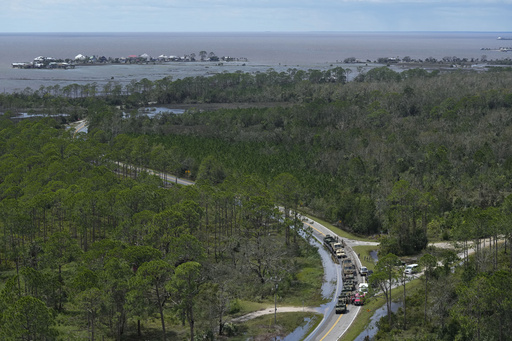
299, 216, 365, 341
227, 213, 362, 341
110, 160, 368, 339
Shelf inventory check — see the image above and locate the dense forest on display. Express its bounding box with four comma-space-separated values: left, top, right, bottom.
369, 239, 512, 341
0, 117, 321, 340
1, 64, 512, 340
85, 66, 512, 255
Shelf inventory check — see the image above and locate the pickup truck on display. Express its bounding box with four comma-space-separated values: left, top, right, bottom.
353, 292, 366, 306
404, 263, 419, 275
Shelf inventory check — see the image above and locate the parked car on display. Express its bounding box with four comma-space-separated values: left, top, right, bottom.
404, 263, 419, 274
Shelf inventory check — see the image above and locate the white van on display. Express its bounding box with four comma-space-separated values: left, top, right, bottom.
404, 263, 418, 274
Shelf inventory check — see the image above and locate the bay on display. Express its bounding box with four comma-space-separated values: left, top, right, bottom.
0, 31, 510, 93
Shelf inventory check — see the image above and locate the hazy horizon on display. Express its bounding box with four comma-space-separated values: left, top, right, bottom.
2, 0, 511, 33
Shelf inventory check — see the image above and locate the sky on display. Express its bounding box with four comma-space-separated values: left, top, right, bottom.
1, 0, 511, 32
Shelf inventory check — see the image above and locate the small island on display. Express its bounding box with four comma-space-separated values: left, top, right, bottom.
12, 51, 249, 69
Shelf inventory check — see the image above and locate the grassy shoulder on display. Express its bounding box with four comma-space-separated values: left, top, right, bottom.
341, 278, 422, 341
352, 245, 379, 271
284, 253, 330, 306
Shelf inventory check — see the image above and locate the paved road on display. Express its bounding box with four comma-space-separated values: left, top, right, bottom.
228, 214, 365, 341
144, 168, 195, 186
72, 119, 88, 137
114, 161, 195, 186
299, 216, 366, 341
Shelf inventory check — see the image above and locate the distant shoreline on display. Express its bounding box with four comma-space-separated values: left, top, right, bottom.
11, 53, 249, 70
2, 31, 511, 93
12, 52, 512, 72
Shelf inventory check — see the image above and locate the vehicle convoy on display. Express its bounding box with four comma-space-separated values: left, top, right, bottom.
323, 233, 368, 311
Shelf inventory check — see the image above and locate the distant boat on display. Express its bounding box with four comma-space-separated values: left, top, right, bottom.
497, 36, 512, 40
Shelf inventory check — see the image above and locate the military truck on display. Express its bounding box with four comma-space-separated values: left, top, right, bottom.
323, 235, 346, 259
335, 300, 347, 314
333, 242, 343, 251
323, 235, 337, 258
344, 279, 357, 290
343, 272, 355, 282
339, 291, 351, 301
343, 262, 356, 279
343, 283, 354, 292
340, 285, 353, 297
336, 248, 346, 259
323, 235, 336, 245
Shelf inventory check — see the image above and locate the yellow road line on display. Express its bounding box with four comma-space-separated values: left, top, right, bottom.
303, 221, 326, 237
177, 178, 195, 185
319, 313, 343, 341
303, 219, 343, 341
73, 120, 86, 138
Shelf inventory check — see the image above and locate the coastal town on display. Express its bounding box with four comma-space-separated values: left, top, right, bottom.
11, 52, 249, 69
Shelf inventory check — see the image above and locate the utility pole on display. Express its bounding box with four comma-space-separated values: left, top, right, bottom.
274, 282, 278, 325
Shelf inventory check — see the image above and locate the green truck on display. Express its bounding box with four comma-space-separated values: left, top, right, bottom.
335, 296, 348, 314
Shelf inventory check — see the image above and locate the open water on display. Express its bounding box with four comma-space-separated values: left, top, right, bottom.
1, 31, 511, 93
